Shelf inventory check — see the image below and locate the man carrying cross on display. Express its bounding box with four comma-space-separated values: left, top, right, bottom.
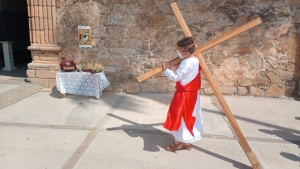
163, 36, 203, 151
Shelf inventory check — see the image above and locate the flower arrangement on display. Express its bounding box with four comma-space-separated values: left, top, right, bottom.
78, 62, 104, 74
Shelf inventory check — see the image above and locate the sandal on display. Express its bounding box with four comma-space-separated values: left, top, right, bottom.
182, 144, 192, 150
165, 141, 183, 151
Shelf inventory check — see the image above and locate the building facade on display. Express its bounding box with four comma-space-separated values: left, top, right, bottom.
25, 0, 300, 98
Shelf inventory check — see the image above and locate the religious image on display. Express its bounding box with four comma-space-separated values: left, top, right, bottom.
78, 25, 92, 48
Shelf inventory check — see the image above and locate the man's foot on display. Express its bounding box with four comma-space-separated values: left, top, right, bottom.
165, 141, 183, 151
182, 143, 192, 150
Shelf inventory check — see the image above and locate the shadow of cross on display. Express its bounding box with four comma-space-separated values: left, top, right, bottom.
136, 2, 263, 169
106, 113, 252, 168
106, 113, 168, 152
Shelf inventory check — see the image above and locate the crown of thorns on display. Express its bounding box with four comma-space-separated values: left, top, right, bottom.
175, 36, 196, 51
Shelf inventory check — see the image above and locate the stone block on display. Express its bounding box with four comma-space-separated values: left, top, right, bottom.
49, 64, 61, 71
108, 27, 128, 38
113, 84, 125, 93
250, 86, 265, 96
267, 72, 283, 84
36, 52, 59, 62
251, 26, 263, 37
49, 79, 56, 88
221, 87, 237, 95
233, 36, 252, 44
276, 43, 289, 52
100, 5, 110, 14
279, 21, 292, 35
203, 12, 214, 22
167, 84, 176, 92
248, 56, 263, 69
32, 56, 40, 61
238, 78, 251, 86
235, 46, 251, 54
251, 37, 264, 46
156, 84, 168, 93
103, 85, 113, 92
122, 39, 137, 48
210, 52, 225, 65
40, 52, 58, 57
201, 80, 210, 88
107, 14, 127, 26
258, 2, 269, 9
128, 27, 141, 38
289, 0, 300, 6
140, 0, 147, 5
265, 85, 284, 97
146, 79, 156, 85
27, 70, 36, 78
39, 56, 60, 62
27, 78, 49, 87
235, 16, 247, 26
126, 84, 140, 94
238, 87, 248, 95
252, 76, 269, 86
284, 86, 295, 97
28, 63, 50, 70
273, 0, 286, 8
107, 39, 121, 47
294, 10, 300, 23
156, 77, 168, 84
221, 79, 236, 87
127, 5, 142, 13
276, 70, 294, 81
36, 70, 58, 79
141, 84, 155, 92
113, 4, 127, 13
204, 88, 214, 95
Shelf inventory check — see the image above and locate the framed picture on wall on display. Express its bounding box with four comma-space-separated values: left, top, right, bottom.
78, 25, 92, 48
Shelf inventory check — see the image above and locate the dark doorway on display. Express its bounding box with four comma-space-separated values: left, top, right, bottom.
0, 0, 31, 78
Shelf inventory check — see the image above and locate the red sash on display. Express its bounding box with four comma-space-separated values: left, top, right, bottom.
163, 65, 201, 136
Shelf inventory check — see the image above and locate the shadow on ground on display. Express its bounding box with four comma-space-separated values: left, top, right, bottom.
0, 63, 28, 78
259, 129, 300, 162
259, 129, 300, 146
202, 107, 300, 135
106, 113, 251, 169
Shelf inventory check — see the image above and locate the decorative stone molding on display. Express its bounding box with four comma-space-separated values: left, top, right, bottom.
27, 0, 59, 46
26, 0, 61, 88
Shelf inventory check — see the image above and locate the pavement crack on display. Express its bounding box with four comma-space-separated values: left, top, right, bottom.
0, 122, 94, 130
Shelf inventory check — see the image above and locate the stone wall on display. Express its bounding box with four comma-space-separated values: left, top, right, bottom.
56, 0, 300, 98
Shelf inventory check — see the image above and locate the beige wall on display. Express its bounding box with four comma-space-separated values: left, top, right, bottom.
55, 0, 300, 98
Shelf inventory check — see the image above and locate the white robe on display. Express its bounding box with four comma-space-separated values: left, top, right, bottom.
165, 56, 203, 143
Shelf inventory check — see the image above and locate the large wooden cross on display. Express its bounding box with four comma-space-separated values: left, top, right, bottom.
137, 2, 262, 169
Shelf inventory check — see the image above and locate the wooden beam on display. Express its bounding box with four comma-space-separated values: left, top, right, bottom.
170, 2, 261, 169
136, 17, 262, 83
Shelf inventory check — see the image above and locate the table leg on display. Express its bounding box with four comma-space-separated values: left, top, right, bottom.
59, 93, 64, 98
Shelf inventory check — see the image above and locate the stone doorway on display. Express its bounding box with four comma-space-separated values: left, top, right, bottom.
0, 0, 32, 79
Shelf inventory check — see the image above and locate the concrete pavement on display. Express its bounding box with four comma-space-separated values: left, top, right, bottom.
0, 75, 299, 169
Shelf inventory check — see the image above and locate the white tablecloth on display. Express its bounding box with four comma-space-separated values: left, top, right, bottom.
56, 71, 110, 99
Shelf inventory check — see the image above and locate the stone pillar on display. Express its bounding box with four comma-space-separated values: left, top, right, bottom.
26, 0, 61, 88
0, 41, 17, 71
